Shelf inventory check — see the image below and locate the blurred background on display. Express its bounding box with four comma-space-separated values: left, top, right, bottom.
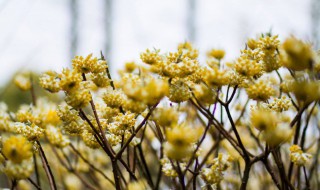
0, 0, 318, 86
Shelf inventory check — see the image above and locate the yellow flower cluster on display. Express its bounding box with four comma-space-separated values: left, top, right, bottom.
140, 49, 162, 65
268, 96, 291, 112
281, 36, 314, 71
45, 125, 70, 148
12, 122, 43, 141
2, 136, 34, 179
39, 54, 111, 109
160, 158, 178, 177
207, 49, 225, 60
192, 83, 217, 105
2, 136, 32, 163
122, 75, 169, 106
247, 35, 281, 72
14, 72, 32, 91
201, 153, 232, 185
250, 106, 292, 147
72, 54, 107, 74
168, 79, 191, 103
245, 78, 275, 101
164, 123, 202, 160
234, 56, 263, 78
151, 107, 179, 127
204, 66, 230, 87
290, 145, 312, 166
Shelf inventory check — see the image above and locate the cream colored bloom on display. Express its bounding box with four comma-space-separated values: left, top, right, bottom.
290, 145, 312, 166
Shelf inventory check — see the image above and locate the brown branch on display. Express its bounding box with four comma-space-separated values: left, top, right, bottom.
36, 141, 57, 190
116, 103, 159, 158
27, 178, 42, 190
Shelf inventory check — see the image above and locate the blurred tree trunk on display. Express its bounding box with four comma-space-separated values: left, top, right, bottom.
187, 0, 196, 43
311, 0, 320, 49
70, 0, 78, 61
104, 0, 113, 69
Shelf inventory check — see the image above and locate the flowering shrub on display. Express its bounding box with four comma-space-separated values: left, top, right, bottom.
0, 33, 320, 190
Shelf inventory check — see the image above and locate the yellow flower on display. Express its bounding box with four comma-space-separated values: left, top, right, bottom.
124, 61, 137, 72
113, 112, 136, 132
250, 108, 277, 131
15, 105, 41, 126
72, 54, 107, 74
268, 96, 291, 112
39, 71, 61, 93
65, 82, 92, 108
262, 123, 292, 147
204, 67, 230, 87
13, 122, 44, 141
3, 159, 34, 179
257, 35, 280, 53
122, 99, 147, 114
160, 158, 178, 177
2, 136, 32, 163
122, 76, 168, 105
192, 83, 217, 105
90, 73, 110, 88
103, 89, 126, 109
246, 79, 275, 101
59, 68, 82, 92
140, 49, 162, 65
164, 124, 202, 160
151, 107, 179, 127
259, 50, 280, 72
14, 72, 31, 91
161, 55, 199, 78
281, 36, 314, 71
290, 145, 312, 166
234, 56, 263, 78
290, 80, 320, 103
57, 104, 80, 123
81, 129, 100, 149
45, 125, 70, 148
201, 153, 232, 185
168, 79, 191, 103
207, 49, 225, 60
247, 38, 258, 50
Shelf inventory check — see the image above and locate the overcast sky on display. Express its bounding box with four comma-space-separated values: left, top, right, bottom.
0, 0, 312, 85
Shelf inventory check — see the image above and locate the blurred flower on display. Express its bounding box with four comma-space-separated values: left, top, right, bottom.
2, 136, 32, 163
14, 72, 31, 91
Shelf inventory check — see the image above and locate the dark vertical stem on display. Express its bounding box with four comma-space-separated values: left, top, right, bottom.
137, 144, 154, 188
36, 141, 57, 190
240, 162, 251, 190
225, 105, 249, 160
33, 153, 41, 188
303, 166, 310, 190
263, 159, 281, 190
111, 160, 121, 190
176, 161, 186, 190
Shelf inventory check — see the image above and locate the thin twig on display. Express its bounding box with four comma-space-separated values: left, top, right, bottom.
36, 141, 57, 190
